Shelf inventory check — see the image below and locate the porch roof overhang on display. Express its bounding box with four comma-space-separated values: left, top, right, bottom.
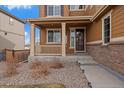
27, 16, 92, 25
91, 5, 112, 22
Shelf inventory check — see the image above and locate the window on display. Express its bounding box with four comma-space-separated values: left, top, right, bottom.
70, 29, 75, 48
35, 27, 40, 45
70, 5, 85, 11
102, 13, 111, 44
47, 5, 61, 16
9, 18, 14, 25
47, 29, 61, 43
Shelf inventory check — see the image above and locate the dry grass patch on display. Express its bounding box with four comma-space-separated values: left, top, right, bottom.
3, 61, 18, 77
30, 59, 64, 78
30, 61, 49, 78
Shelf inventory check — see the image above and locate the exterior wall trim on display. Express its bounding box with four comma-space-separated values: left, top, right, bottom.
35, 54, 62, 56
111, 36, 124, 42
86, 40, 102, 45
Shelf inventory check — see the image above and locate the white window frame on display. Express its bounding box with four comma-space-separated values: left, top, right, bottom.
70, 5, 85, 11
46, 28, 61, 44
47, 5, 61, 17
102, 11, 112, 45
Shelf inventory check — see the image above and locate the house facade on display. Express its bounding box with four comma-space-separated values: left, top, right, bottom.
28, 5, 124, 75
0, 8, 25, 51
28, 5, 103, 56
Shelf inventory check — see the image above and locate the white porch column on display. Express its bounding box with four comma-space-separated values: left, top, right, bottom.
30, 24, 35, 56
61, 23, 66, 56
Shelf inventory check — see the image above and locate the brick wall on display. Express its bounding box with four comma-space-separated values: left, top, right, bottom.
87, 44, 124, 75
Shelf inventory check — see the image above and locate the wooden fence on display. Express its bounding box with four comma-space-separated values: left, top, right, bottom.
5, 49, 30, 63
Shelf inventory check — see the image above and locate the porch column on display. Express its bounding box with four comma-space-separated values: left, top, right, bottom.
61, 23, 66, 56
30, 24, 35, 56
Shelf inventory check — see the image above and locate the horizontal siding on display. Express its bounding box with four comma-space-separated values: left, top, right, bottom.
63, 6, 69, 16
86, 20, 102, 42
86, 6, 124, 43
69, 6, 103, 16
0, 12, 24, 36
112, 6, 124, 38
40, 5, 104, 17
40, 28, 46, 45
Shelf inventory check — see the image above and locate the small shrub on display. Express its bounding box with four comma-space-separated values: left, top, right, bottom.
30, 59, 64, 78
30, 61, 49, 78
30, 61, 43, 69
4, 61, 18, 77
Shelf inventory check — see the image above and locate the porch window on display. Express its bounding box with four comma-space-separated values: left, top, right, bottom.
47, 5, 61, 16
70, 29, 75, 48
47, 29, 61, 43
102, 13, 111, 44
70, 5, 85, 11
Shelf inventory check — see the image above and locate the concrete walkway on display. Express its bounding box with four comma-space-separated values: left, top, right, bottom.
78, 56, 124, 88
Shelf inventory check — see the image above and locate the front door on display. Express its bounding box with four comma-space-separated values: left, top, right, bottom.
75, 29, 85, 52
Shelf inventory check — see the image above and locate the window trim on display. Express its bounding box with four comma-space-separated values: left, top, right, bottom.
47, 5, 61, 17
102, 11, 112, 45
46, 28, 61, 44
70, 5, 85, 11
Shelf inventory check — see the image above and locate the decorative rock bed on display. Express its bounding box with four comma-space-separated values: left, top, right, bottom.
0, 62, 89, 88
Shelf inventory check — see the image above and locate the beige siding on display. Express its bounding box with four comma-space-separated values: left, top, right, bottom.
0, 31, 24, 50
86, 6, 124, 43
0, 12, 25, 50
40, 6, 46, 17
86, 20, 102, 42
40, 5, 104, 17
0, 12, 24, 35
111, 6, 124, 38
40, 28, 46, 45
63, 5, 69, 16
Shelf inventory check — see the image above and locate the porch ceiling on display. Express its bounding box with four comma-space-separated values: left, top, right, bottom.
27, 16, 92, 26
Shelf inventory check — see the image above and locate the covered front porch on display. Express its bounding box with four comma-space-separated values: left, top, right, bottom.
28, 16, 91, 56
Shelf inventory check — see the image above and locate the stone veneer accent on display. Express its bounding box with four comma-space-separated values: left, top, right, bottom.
87, 43, 124, 75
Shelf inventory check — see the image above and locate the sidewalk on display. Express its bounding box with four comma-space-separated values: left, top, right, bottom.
78, 56, 124, 88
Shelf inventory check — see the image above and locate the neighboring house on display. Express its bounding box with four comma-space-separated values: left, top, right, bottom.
28, 5, 124, 75
0, 8, 25, 51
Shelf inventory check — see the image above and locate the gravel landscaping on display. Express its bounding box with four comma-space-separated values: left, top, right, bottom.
0, 61, 89, 88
